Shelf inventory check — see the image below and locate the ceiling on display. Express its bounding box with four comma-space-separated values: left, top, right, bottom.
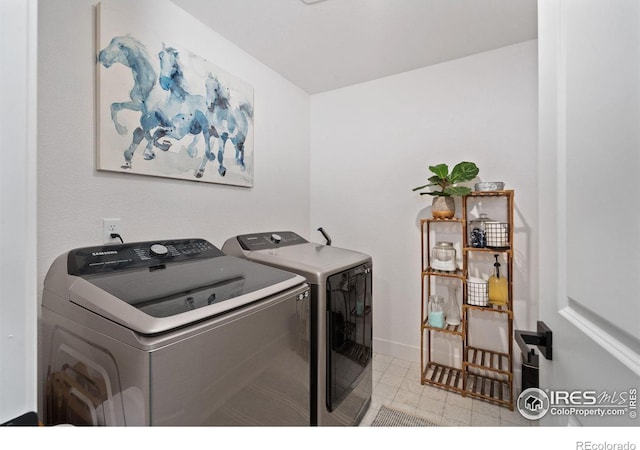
172, 0, 538, 94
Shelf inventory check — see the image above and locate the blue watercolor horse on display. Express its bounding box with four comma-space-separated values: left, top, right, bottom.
98, 35, 172, 168
205, 74, 254, 174
155, 45, 217, 178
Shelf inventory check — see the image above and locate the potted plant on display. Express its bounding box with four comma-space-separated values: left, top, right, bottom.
412, 161, 479, 218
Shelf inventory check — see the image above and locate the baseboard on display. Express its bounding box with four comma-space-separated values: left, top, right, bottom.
373, 337, 420, 363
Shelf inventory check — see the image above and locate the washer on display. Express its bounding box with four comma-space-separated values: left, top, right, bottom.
39, 238, 311, 426
223, 231, 372, 426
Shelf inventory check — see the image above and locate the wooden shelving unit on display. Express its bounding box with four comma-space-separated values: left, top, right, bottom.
420, 190, 515, 410
420, 218, 465, 395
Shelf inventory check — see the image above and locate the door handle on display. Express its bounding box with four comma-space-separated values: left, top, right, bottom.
514, 321, 553, 391
515, 321, 553, 361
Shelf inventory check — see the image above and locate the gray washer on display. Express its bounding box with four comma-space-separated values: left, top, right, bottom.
39, 238, 311, 426
223, 231, 372, 426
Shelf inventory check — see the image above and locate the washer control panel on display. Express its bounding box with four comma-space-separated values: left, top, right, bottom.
68, 238, 224, 276
236, 231, 308, 251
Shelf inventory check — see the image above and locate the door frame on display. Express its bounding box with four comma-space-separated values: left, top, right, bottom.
0, 0, 38, 423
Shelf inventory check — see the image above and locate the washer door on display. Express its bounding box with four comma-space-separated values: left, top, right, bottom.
326, 263, 372, 411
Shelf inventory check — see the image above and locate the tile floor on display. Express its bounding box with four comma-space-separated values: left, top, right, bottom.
359, 352, 535, 427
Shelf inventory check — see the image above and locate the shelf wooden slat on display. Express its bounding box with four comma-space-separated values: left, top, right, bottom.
422, 268, 465, 279
464, 346, 512, 377
420, 218, 464, 224
421, 362, 464, 394
463, 247, 512, 254
465, 189, 514, 198
422, 319, 464, 336
464, 372, 513, 410
463, 303, 513, 316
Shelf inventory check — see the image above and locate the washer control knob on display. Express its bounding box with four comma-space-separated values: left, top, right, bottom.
270, 233, 282, 244
150, 243, 169, 257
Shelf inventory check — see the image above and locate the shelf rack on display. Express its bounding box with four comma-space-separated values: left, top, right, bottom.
420, 190, 515, 410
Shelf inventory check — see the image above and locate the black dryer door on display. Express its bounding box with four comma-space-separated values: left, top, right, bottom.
326, 262, 372, 411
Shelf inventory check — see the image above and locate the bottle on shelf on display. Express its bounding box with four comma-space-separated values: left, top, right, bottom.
428, 295, 445, 328
488, 254, 508, 306
445, 284, 461, 326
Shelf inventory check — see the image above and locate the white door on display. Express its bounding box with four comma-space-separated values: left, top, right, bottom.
537, 0, 639, 426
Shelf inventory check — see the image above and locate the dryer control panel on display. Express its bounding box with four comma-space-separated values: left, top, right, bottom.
236, 231, 308, 251
67, 238, 224, 276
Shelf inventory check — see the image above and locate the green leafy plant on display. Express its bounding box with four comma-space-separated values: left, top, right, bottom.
412, 161, 479, 197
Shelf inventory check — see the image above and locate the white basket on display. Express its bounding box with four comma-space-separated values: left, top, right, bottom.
467, 278, 488, 306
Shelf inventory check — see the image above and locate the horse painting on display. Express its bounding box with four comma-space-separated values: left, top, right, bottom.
97, 33, 254, 185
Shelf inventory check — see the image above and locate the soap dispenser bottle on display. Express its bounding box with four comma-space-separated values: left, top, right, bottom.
488, 254, 508, 306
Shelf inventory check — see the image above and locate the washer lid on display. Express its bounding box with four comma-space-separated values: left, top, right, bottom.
57, 239, 305, 335
223, 232, 372, 284
236, 231, 309, 251
84, 256, 297, 316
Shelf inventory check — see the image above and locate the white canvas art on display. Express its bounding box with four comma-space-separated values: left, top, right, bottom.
96, 1, 254, 187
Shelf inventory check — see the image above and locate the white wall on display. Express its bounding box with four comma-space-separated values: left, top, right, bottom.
310, 41, 538, 374
0, 0, 38, 424
37, 0, 310, 289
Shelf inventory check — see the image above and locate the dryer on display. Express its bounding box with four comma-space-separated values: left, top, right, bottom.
222, 231, 372, 426
39, 238, 311, 426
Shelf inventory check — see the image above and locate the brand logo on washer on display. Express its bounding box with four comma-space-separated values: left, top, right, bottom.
92, 250, 118, 256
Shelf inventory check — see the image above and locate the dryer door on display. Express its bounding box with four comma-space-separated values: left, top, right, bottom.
326, 263, 372, 411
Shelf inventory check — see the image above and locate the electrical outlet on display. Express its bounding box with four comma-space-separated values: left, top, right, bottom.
103, 218, 121, 244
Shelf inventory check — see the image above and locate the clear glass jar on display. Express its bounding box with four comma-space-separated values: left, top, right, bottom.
431, 242, 457, 272
468, 213, 492, 248
445, 285, 461, 326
